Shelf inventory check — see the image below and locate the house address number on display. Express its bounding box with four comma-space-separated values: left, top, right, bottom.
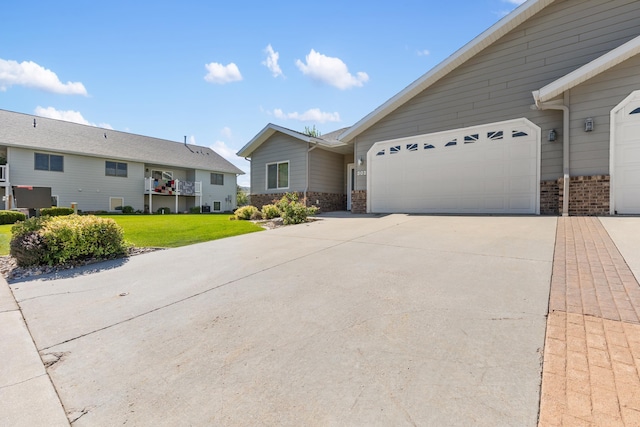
357, 170, 367, 176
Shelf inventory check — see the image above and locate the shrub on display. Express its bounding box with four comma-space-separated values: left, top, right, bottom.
40, 207, 74, 217
10, 231, 47, 267
122, 205, 135, 214
10, 215, 128, 267
156, 207, 171, 214
261, 204, 281, 219
0, 210, 26, 225
189, 206, 201, 214
276, 193, 318, 225
234, 205, 258, 220
250, 210, 263, 220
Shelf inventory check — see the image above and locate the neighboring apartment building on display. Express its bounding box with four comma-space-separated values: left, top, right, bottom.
238, 0, 640, 216
0, 109, 244, 214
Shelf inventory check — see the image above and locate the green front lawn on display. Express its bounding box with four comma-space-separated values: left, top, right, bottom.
0, 214, 264, 256
0, 224, 12, 255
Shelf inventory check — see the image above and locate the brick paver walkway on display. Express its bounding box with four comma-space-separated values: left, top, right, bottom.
539, 217, 640, 426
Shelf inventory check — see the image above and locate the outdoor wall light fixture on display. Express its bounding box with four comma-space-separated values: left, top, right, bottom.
548, 129, 557, 142
357, 157, 364, 166
585, 117, 594, 132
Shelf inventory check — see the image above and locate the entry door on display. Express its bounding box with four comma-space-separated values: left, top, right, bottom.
612, 91, 640, 214
347, 163, 355, 210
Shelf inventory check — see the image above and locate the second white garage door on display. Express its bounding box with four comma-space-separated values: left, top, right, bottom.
367, 118, 540, 214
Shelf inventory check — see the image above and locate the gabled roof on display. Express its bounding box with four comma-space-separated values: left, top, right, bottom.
236, 123, 349, 158
339, 0, 555, 142
0, 109, 244, 175
533, 34, 640, 104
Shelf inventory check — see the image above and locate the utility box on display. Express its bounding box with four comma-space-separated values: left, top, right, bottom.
13, 186, 52, 211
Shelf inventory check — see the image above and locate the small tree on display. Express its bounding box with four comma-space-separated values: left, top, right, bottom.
237, 185, 248, 206
303, 125, 322, 137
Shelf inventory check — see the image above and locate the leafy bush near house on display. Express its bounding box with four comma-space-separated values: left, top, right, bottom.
234, 205, 259, 220
156, 207, 171, 214
10, 215, 128, 267
40, 207, 74, 217
276, 193, 318, 225
189, 206, 201, 214
0, 210, 26, 225
122, 206, 135, 214
261, 204, 280, 219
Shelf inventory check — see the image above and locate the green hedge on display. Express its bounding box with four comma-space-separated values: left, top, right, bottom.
40, 207, 74, 217
10, 215, 128, 267
0, 210, 26, 225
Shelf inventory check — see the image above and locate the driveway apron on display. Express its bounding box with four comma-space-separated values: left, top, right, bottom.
10, 215, 556, 426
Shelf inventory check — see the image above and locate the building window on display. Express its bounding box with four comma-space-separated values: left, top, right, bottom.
151, 170, 173, 181
210, 173, 224, 185
213, 201, 221, 211
35, 153, 64, 172
267, 161, 289, 190
109, 197, 124, 211
51, 195, 59, 207
106, 161, 128, 177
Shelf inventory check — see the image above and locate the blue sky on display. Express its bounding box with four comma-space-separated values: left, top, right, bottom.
1, 0, 525, 187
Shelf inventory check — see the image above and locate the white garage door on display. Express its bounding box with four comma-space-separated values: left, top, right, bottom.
367, 118, 540, 214
613, 91, 640, 215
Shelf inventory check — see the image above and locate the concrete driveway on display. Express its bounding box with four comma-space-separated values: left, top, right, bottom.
9, 214, 557, 426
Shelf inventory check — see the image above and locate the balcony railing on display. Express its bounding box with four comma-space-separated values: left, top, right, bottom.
144, 177, 201, 196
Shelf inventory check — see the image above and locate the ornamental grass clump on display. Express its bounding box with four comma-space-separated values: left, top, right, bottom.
261, 204, 281, 219
10, 214, 128, 267
234, 205, 259, 220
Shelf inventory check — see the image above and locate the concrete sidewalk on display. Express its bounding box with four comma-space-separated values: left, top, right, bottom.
0, 274, 68, 426
538, 217, 640, 426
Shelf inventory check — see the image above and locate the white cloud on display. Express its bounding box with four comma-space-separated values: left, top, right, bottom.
272, 108, 341, 123
204, 62, 242, 84
295, 49, 369, 90
220, 126, 232, 139
209, 139, 250, 186
262, 44, 284, 78
417, 49, 430, 57
0, 59, 87, 95
34, 106, 112, 129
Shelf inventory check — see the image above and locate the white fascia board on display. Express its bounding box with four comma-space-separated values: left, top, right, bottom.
339, 0, 554, 143
536, 35, 640, 103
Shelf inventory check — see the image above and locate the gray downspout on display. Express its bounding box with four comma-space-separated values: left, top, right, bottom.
533, 93, 570, 216
305, 141, 317, 205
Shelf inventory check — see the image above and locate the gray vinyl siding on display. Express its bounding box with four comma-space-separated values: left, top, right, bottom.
9, 147, 144, 211
353, 0, 640, 190
567, 54, 640, 176
196, 170, 237, 212
250, 134, 307, 194
309, 149, 345, 194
